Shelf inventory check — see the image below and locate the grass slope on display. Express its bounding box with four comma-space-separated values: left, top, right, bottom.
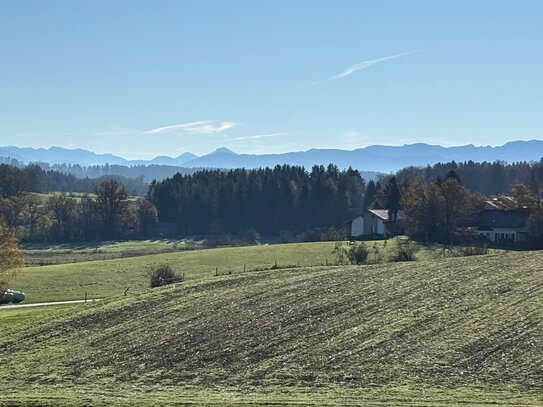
2, 250, 543, 405
15, 241, 455, 304
22, 239, 205, 266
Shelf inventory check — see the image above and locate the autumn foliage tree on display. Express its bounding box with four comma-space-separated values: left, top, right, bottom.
0, 219, 24, 292
401, 172, 483, 243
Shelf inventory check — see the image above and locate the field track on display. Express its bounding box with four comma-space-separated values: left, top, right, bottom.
0, 299, 101, 310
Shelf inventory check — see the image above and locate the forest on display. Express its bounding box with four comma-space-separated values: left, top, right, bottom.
0, 159, 542, 244
149, 164, 365, 236
0, 163, 147, 196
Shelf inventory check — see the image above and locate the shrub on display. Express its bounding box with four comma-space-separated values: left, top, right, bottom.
148, 264, 181, 288
390, 239, 419, 262
367, 243, 384, 264
331, 241, 347, 264
347, 243, 370, 265
458, 243, 489, 256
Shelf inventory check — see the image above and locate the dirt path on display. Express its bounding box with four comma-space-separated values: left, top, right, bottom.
0, 299, 101, 310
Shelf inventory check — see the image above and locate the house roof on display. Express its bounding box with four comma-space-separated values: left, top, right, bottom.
368, 209, 390, 220
368, 209, 406, 221
484, 196, 518, 210
476, 209, 530, 229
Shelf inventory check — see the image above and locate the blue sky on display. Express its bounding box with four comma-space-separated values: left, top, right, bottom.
0, 0, 542, 159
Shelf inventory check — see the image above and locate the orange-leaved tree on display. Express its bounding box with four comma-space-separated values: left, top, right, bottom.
0, 218, 24, 292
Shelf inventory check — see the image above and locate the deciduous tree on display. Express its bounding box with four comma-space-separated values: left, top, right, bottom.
0, 219, 24, 291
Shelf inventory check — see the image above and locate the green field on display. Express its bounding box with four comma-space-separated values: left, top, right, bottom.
0, 305, 75, 343
2, 249, 543, 405
22, 239, 206, 266
15, 240, 461, 304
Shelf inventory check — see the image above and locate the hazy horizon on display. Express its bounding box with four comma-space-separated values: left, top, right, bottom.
2, 138, 542, 162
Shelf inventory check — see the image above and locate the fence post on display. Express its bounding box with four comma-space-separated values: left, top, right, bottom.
84, 292, 87, 303
215, 267, 218, 276
244, 264, 246, 273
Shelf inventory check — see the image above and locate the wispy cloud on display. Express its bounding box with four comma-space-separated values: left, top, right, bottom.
145, 120, 237, 135
301, 51, 418, 87
227, 132, 286, 141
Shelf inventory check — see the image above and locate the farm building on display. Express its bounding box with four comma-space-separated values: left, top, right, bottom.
347, 209, 404, 239
474, 209, 530, 244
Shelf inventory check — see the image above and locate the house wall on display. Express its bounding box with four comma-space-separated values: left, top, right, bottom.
362, 213, 374, 234
362, 213, 386, 235
377, 219, 385, 235
476, 227, 527, 243
350, 216, 364, 237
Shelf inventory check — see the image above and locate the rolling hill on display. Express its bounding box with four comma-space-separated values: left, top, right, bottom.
1, 250, 543, 405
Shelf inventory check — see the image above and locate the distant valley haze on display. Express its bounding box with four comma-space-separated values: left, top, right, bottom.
1, 140, 542, 174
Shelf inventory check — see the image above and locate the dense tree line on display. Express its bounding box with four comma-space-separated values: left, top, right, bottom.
400, 172, 485, 243
0, 163, 147, 196
0, 175, 158, 242
0, 157, 200, 184
2, 157, 542, 245
150, 165, 365, 236
398, 160, 543, 246
395, 160, 541, 196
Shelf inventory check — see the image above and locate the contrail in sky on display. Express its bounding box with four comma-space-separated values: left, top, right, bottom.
301, 50, 418, 87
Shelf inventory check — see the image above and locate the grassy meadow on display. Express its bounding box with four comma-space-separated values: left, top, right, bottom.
14, 240, 466, 304
21, 238, 206, 266
1, 249, 543, 405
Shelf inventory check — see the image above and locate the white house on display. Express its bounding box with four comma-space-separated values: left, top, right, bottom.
349, 216, 365, 237
475, 209, 530, 244
347, 209, 403, 238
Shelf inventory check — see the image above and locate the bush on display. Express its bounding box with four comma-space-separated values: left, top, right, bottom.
367, 243, 384, 264
390, 239, 419, 262
347, 243, 370, 265
458, 243, 489, 256
148, 264, 182, 288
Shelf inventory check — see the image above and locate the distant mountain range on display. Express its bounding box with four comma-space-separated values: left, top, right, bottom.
1, 140, 543, 174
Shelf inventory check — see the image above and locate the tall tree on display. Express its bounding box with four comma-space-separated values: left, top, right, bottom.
93, 179, 129, 239
136, 198, 158, 236
440, 176, 469, 237
386, 176, 401, 220
523, 160, 543, 242
0, 219, 24, 291
48, 193, 78, 241
364, 180, 377, 211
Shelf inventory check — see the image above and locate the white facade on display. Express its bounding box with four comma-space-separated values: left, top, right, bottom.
350, 216, 364, 237
476, 227, 527, 243
376, 219, 385, 235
